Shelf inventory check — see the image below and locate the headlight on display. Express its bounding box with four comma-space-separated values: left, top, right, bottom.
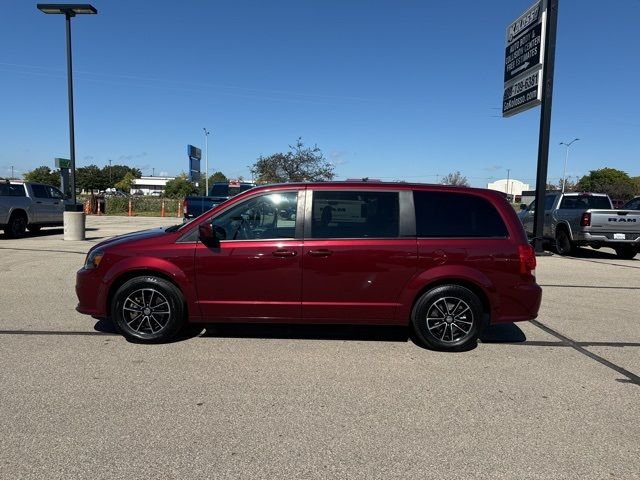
84, 249, 105, 270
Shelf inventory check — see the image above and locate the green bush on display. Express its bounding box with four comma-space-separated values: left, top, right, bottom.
105, 196, 184, 217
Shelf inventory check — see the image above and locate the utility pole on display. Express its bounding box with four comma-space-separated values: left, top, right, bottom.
506, 168, 511, 201
203, 128, 210, 194
10, 166, 14, 179
108, 159, 112, 185
152, 167, 155, 177
559, 138, 579, 193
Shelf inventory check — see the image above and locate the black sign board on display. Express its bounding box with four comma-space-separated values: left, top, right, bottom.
502, 0, 546, 118
187, 144, 202, 161
503, 70, 541, 117
504, 21, 543, 83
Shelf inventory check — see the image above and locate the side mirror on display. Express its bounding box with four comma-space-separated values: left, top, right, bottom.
199, 222, 222, 248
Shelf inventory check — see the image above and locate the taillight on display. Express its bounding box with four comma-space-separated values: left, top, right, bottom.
580, 212, 591, 226
518, 244, 537, 275
183, 199, 188, 216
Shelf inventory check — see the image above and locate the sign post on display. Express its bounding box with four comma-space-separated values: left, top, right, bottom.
503, 0, 558, 254
532, 0, 558, 254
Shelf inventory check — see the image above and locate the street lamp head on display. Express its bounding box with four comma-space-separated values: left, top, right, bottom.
37, 4, 97, 16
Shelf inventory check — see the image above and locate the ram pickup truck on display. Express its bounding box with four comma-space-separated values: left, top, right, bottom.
183, 181, 255, 222
0, 180, 68, 238
518, 192, 640, 259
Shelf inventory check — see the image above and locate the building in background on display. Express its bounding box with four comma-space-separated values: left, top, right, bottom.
487, 178, 530, 203
131, 176, 175, 196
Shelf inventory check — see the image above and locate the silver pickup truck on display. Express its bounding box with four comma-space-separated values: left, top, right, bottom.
519, 192, 640, 259
0, 180, 68, 238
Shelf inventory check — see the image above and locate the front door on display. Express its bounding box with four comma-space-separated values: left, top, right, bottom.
195, 189, 304, 321
302, 189, 417, 324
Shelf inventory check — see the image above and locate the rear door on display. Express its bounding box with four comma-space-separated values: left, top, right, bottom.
28, 184, 53, 223
302, 189, 417, 324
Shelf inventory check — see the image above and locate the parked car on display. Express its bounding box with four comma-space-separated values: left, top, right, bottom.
76, 182, 541, 350
518, 192, 640, 258
183, 181, 255, 222
622, 197, 640, 211
0, 179, 69, 238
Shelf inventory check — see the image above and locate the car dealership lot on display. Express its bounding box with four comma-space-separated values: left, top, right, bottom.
0, 217, 638, 479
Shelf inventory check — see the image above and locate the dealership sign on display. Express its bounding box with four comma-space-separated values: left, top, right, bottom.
503, 0, 546, 117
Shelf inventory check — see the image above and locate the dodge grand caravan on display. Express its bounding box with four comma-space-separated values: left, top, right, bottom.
76, 182, 541, 350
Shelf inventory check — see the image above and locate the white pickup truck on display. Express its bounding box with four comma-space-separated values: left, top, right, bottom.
519, 192, 640, 259
0, 180, 68, 238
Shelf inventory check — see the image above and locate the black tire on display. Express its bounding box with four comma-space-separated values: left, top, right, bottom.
614, 246, 638, 260
555, 228, 573, 256
111, 276, 185, 343
27, 225, 41, 233
5, 212, 27, 238
411, 285, 483, 351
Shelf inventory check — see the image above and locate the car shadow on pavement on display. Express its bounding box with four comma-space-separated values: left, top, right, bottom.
94, 318, 524, 351
479, 323, 527, 343
561, 247, 638, 261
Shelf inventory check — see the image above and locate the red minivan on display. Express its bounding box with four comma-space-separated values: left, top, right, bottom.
76, 182, 541, 350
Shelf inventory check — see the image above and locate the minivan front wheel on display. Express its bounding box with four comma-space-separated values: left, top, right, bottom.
411, 285, 482, 351
112, 276, 185, 342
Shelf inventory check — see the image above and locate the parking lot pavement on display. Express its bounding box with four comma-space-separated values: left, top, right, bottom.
0, 217, 638, 479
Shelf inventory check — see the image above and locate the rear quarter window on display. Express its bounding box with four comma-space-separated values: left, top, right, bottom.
0, 184, 26, 197
414, 191, 508, 238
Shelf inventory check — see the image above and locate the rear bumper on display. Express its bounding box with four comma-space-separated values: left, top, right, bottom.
492, 281, 542, 324
577, 232, 640, 245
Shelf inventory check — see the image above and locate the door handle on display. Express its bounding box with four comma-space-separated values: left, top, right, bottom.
308, 249, 333, 257
53, 202, 59, 205
272, 249, 297, 257
36, 201, 43, 204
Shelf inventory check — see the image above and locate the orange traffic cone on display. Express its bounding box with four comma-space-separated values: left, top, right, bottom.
161, 200, 165, 217
128, 199, 133, 217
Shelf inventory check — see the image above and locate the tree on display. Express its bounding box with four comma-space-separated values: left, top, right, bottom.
576, 168, 636, 200
250, 138, 335, 184
103, 164, 141, 188
76, 165, 108, 193
210, 171, 228, 183
23, 166, 60, 186
632, 176, 640, 195
115, 172, 138, 193
164, 174, 197, 199
441, 171, 469, 187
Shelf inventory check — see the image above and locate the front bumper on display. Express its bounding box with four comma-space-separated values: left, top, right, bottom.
75, 268, 107, 317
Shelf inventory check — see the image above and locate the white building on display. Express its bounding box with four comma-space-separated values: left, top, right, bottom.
487, 178, 530, 201
131, 176, 175, 196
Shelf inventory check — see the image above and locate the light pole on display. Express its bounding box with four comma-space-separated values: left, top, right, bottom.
559, 138, 579, 193
203, 128, 210, 194
37, 4, 97, 209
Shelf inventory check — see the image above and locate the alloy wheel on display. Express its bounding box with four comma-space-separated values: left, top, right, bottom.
122, 288, 172, 335
425, 296, 474, 343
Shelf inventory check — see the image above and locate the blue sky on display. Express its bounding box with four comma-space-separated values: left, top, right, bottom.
1, 0, 639, 187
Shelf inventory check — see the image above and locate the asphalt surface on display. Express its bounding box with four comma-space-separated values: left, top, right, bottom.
0, 216, 638, 479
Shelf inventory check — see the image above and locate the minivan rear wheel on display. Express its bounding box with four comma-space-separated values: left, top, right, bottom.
111, 276, 185, 343
411, 285, 482, 351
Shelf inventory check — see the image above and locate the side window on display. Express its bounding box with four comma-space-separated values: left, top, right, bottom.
626, 199, 640, 210
544, 194, 556, 210
46, 186, 64, 200
311, 191, 399, 239
31, 184, 48, 198
414, 191, 508, 238
211, 191, 298, 240
0, 184, 26, 197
